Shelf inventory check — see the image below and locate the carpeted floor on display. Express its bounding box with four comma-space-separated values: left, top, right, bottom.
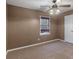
7, 40, 73, 59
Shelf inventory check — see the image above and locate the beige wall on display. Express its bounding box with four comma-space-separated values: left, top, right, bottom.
7, 5, 73, 49
7, 5, 58, 49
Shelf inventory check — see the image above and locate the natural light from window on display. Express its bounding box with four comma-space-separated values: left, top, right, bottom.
40, 16, 50, 35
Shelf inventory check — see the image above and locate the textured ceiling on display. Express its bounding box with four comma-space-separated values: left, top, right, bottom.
7, 0, 73, 13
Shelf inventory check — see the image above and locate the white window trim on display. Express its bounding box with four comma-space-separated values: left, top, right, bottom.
40, 32, 50, 35
40, 16, 51, 35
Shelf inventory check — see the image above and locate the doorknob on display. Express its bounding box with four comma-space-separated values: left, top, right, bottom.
71, 30, 73, 32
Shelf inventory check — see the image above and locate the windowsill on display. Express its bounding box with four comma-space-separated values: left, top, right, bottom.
40, 32, 50, 36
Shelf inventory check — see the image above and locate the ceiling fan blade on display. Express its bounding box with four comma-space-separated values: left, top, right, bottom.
59, 5, 71, 7
40, 5, 50, 7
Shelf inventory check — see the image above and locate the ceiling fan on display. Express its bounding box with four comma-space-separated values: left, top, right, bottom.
40, 0, 71, 15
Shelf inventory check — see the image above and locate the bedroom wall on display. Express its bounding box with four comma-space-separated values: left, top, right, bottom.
7, 5, 73, 49
7, 5, 58, 49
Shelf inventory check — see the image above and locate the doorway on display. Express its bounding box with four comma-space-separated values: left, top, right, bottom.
64, 14, 73, 43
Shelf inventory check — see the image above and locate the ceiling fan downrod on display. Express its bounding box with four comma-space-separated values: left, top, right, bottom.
52, 0, 57, 3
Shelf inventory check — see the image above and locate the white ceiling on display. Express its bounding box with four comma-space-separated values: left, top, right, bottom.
7, 0, 73, 13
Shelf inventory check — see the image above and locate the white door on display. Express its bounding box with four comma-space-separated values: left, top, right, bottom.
64, 14, 73, 43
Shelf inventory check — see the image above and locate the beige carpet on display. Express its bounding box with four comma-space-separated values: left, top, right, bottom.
7, 40, 73, 59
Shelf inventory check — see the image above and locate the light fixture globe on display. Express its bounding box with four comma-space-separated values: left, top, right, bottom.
49, 9, 54, 15
56, 9, 60, 14
48, 8, 60, 15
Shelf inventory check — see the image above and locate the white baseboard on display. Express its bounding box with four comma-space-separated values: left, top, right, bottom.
60, 39, 73, 44
7, 39, 61, 54
59, 39, 64, 42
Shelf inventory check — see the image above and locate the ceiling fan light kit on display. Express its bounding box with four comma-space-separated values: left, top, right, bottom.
56, 9, 60, 14
40, 0, 71, 15
49, 9, 54, 15
49, 8, 60, 15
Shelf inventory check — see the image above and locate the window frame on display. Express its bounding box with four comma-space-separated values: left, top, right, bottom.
40, 16, 51, 35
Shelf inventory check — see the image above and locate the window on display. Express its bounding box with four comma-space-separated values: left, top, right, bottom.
40, 16, 50, 35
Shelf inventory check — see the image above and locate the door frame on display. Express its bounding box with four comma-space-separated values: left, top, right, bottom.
64, 14, 73, 43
